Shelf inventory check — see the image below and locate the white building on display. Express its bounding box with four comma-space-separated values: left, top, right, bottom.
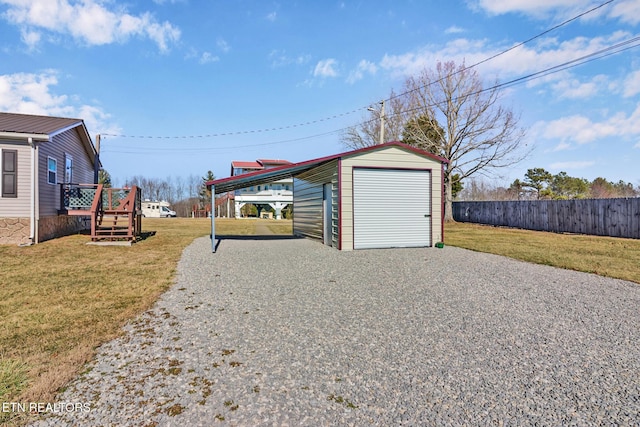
231, 159, 292, 219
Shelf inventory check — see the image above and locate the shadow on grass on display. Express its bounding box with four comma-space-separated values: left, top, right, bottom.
138, 231, 157, 241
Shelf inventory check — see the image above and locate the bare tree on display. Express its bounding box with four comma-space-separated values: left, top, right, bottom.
406, 61, 527, 219
344, 61, 527, 220
174, 175, 186, 203
187, 174, 201, 201
164, 176, 175, 203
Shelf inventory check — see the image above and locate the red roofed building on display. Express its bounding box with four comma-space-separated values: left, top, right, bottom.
230, 158, 293, 219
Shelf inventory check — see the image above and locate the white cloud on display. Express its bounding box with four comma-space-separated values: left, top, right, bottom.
346, 60, 377, 84
76, 104, 121, 136
0, 71, 119, 134
551, 141, 572, 151
1, 0, 180, 52
266, 11, 277, 22
216, 38, 230, 53
444, 25, 465, 34
379, 38, 493, 79
184, 39, 227, 65
377, 31, 631, 93
600, 0, 640, 24
551, 74, 607, 99
20, 27, 40, 49
268, 49, 310, 67
474, 0, 590, 17
536, 103, 640, 145
313, 59, 338, 78
549, 160, 595, 170
473, 0, 640, 28
0, 71, 66, 115
199, 52, 219, 64
622, 69, 640, 98
184, 48, 219, 64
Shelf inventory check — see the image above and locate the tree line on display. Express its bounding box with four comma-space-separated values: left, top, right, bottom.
459, 169, 639, 201
99, 169, 215, 217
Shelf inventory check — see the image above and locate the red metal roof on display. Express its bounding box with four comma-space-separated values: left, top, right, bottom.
209, 141, 448, 194
231, 161, 263, 169
257, 159, 292, 166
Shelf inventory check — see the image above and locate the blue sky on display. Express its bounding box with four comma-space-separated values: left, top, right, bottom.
1, 0, 639, 188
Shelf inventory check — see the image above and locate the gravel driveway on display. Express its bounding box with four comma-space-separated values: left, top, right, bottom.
32, 236, 640, 426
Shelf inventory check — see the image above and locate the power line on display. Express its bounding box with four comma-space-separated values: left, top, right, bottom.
103, 33, 640, 155
381, 35, 640, 123
102, 129, 343, 154
101, 0, 616, 142
102, 109, 365, 140
386, 0, 617, 102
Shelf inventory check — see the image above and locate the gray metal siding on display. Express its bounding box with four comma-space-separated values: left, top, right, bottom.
353, 168, 432, 249
38, 128, 95, 216
293, 160, 338, 244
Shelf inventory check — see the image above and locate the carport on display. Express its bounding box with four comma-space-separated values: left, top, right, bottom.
207, 142, 447, 252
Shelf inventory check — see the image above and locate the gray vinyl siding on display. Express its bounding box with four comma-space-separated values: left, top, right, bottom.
293, 160, 338, 245
38, 128, 96, 216
0, 140, 31, 217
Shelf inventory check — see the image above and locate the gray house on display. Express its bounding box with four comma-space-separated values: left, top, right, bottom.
0, 112, 99, 245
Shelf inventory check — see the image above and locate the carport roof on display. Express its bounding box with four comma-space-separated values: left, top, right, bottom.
207, 141, 447, 194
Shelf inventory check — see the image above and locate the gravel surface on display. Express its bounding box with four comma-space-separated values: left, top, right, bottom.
31, 236, 640, 426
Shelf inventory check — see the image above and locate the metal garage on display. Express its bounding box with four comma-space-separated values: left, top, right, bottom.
207, 142, 447, 252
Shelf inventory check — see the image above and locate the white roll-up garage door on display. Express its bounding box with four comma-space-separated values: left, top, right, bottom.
353, 168, 431, 249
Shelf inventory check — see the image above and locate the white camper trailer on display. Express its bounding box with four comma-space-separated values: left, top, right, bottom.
141, 201, 176, 218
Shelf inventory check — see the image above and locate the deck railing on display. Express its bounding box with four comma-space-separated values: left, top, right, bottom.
60, 184, 142, 242
60, 183, 99, 211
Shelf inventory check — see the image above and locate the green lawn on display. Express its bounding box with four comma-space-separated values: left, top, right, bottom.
445, 222, 640, 284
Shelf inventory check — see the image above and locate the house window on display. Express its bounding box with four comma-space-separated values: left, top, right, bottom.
258, 185, 261, 191
64, 154, 73, 184
48, 157, 57, 185
2, 149, 18, 198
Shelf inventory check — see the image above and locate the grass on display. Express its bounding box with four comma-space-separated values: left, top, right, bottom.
263, 219, 293, 234
0, 359, 29, 402
0, 218, 274, 418
445, 222, 640, 284
1, 217, 637, 423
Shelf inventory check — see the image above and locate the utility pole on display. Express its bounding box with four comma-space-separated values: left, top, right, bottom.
94, 134, 101, 184
369, 100, 385, 145
379, 100, 385, 145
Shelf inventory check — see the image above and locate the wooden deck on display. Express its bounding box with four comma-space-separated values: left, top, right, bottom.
61, 184, 142, 242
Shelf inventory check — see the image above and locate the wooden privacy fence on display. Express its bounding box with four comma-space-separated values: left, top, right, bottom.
452, 198, 640, 239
